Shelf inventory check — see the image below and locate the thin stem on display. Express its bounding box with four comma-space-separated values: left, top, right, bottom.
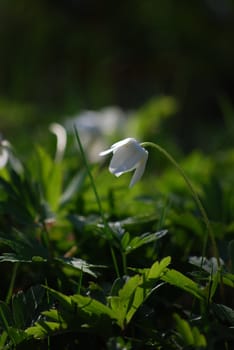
74, 127, 104, 224
122, 252, 127, 276
141, 142, 220, 266
44, 278, 51, 350
110, 246, 121, 278
74, 126, 120, 278
0, 306, 15, 346
5, 262, 19, 304
77, 269, 83, 294
42, 222, 53, 261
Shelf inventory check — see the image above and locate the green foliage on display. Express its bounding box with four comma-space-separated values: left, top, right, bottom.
173, 313, 207, 348
109, 257, 171, 329
0, 230, 49, 263
161, 268, 205, 301
0, 120, 234, 349
121, 229, 167, 255
0, 286, 45, 347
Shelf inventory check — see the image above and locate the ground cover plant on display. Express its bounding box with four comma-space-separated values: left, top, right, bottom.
0, 115, 234, 350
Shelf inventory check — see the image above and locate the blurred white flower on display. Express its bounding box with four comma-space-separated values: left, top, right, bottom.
65, 106, 126, 162
0, 139, 22, 173
49, 123, 67, 162
0, 140, 10, 168
99, 138, 148, 187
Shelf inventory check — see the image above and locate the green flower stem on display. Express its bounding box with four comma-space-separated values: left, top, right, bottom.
5, 262, 19, 304
122, 252, 127, 276
77, 269, 83, 294
141, 142, 220, 266
74, 127, 120, 278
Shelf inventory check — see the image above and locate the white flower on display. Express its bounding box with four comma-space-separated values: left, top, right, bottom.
65, 106, 126, 162
0, 138, 23, 173
0, 140, 10, 169
99, 138, 148, 187
49, 123, 67, 162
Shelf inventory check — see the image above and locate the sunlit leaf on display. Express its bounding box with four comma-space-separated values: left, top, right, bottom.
148, 256, 171, 280
173, 313, 206, 347
122, 230, 167, 254
109, 274, 142, 329
26, 320, 66, 339
161, 269, 205, 300
55, 257, 105, 277
223, 273, 234, 288
71, 294, 116, 320
109, 258, 170, 329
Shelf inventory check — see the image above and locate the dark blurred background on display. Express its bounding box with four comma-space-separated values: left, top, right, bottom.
1, 0, 234, 152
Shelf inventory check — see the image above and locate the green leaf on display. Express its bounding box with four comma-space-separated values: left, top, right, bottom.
223, 272, 234, 287
0, 230, 49, 262
12, 285, 45, 329
0, 301, 14, 329
0, 330, 8, 348
60, 169, 87, 206
6, 327, 28, 345
206, 271, 220, 302
12, 292, 26, 329
0, 176, 18, 200
121, 232, 130, 251
192, 326, 207, 347
0, 174, 35, 224
123, 230, 167, 254
0, 253, 47, 263
26, 321, 66, 339
109, 258, 170, 329
109, 274, 142, 329
0, 302, 29, 346
43, 288, 116, 336
161, 269, 205, 300
71, 294, 116, 320
35, 146, 63, 211
173, 313, 194, 345
55, 257, 105, 277
44, 287, 73, 312
125, 278, 146, 325
148, 256, 171, 280
170, 212, 204, 236
212, 303, 234, 326
173, 313, 206, 347
42, 309, 61, 322
48, 163, 63, 211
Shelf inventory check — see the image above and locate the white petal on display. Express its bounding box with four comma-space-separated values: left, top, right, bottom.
99, 138, 137, 157
49, 123, 67, 161
0, 148, 9, 168
1, 140, 11, 148
110, 138, 136, 151
109, 141, 145, 176
99, 148, 113, 156
129, 151, 148, 187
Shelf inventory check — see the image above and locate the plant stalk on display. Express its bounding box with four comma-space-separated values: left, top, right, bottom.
74, 126, 120, 278
5, 262, 19, 304
141, 142, 220, 266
